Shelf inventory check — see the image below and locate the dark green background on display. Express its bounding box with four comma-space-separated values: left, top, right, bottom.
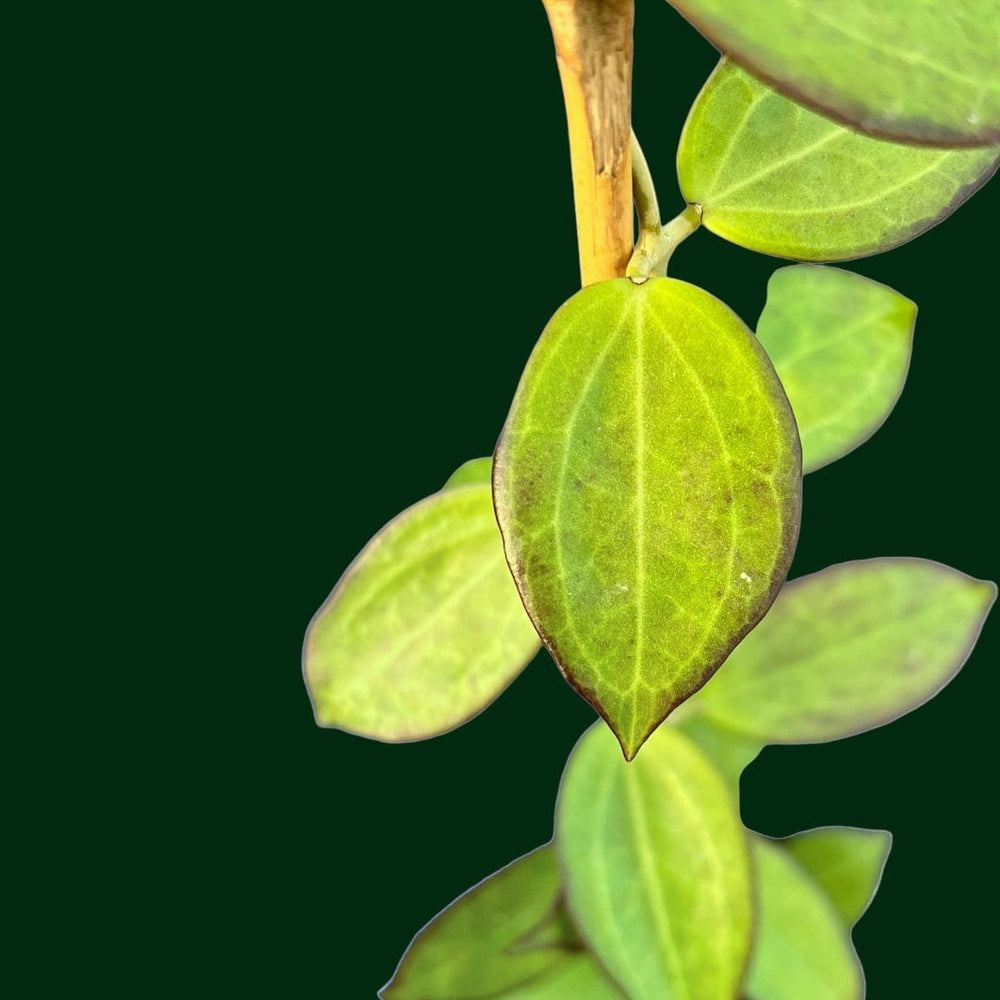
46, 0, 997, 995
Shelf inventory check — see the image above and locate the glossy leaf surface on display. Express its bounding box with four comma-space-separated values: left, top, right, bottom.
697, 558, 996, 743
304, 482, 540, 741
678, 60, 999, 261
494, 278, 801, 758
380, 847, 566, 999
667, 0, 1000, 145
784, 827, 892, 927
746, 837, 863, 1000
556, 723, 753, 1000
758, 265, 916, 473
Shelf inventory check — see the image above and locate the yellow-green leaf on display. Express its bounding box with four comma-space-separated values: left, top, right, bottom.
499, 955, 625, 1000
696, 558, 997, 743
379, 847, 566, 1000
667, 0, 1000, 146
556, 723, 753, 1000
494, 278, 801, 759
784, 827, 892, 928
677, 60, 999, 261
443, 456, 493, 489
746, 836, 864, 1000
675, 714, 762, 798
757, 265, 916, 473
304, 481, 540, 741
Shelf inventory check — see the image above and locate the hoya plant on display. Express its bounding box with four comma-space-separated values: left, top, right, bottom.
304, 2, 997, 997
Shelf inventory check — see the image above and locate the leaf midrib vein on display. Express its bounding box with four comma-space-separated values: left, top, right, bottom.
624, 766, 690, 1000
645, 295, 738, 674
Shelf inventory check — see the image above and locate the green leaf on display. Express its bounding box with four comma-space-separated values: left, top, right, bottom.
379, 847, 566, 1000
304, 483, 540, 741
757, 265, 916, 473
746, 836, 864, 1000
511, 901, 583, 954
677, 60, 999, 261
667, 0, 1000, 146
494, 277, 801, 759
444, 457, 494, 490
675, 714, 762, 797
783, 827, 892, 928
499, 955, 625, 1000
556, 723, 753, 1000
696, 558, 997, 743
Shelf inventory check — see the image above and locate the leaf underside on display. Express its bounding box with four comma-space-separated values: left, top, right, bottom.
678, 60, 999, 261
757, 265, 916, 473
494, 278, 801, 759
304, 479, 540, 742
695, 557, 997, 743
556, 724, 753, 1000
667, 0, 1000, 146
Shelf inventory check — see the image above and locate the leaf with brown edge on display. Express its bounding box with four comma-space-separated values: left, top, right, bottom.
666, 0, 1000, 147
694, 557, 997, 744
494, 277, 801, 759
677, 60, 999, 261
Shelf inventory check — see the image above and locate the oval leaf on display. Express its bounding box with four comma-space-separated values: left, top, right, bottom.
494, 277, 801, 759
677, 60, 999, 261
304, 483, 541, 741
556, 723, 753, 1000
757, 265, 916, 473
667, 0, 1000, 146
783, 827, 892, 928
380, 847, 566, 1000
746, 836, 864, 1000
696, 557, 997, 743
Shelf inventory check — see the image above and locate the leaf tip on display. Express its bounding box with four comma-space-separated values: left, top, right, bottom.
613, 718, 660, 762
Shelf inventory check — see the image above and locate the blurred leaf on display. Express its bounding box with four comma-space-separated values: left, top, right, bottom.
304, 483, 540, 741
380, 847, 566, 1000
444, 457, 494, 490
667, 0, 1000, 145
784, 827, 892, 927
746, 836, 864, 1000
511, 901, 583, 953
675, 714, 762, 796
494, 277, 801, 759
556, 723, 753, 1000
677, 60, 998, 261
696, 558, 997, 743
757, 265, 916, 473
499, 955, 625, 999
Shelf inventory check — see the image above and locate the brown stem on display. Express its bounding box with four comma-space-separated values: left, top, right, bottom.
542, 0, 635, 286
